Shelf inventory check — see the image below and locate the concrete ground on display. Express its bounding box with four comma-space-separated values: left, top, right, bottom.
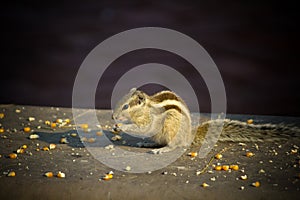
0, 104, 299, 199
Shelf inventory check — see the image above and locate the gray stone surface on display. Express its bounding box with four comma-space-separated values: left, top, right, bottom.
0, 104, 299, 199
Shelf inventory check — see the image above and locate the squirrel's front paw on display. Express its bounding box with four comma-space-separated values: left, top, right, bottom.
150, 147, 172, 154
114, 123, 129, 132
112, 123, 122, 133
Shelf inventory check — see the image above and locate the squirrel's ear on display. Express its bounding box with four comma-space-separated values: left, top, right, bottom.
130, 88, 137, 93
137, 91, 145, 101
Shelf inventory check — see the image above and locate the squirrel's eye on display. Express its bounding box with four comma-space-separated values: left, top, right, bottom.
122, 104, 129, 110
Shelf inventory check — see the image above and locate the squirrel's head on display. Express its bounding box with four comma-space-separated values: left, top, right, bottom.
112, 88, 149, 123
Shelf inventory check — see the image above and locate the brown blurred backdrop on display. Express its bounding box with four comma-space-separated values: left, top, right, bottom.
1, 0, 299, 116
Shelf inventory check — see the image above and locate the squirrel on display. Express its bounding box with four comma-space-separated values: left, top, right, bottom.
112, 88, 300, 154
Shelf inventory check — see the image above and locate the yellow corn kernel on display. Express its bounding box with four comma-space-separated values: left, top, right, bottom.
247, 119, 253, 124
49, 143, 56, 150
215, 153, 223, 159
201, 183, 209, 188
57, 171, 65, 178
88, 138, 96, 143
81, 124, 89, 129
230, 165, 239, 171
23, 127, 31, 133
252, 181, 260, 187
222, 165, 230, 171
50, 123, 57, 128
16, 148, 25, 154
70, 133, 77, 137
240, 175, 248, 180
60, 137, 68, 144
246, 152, 254, 157
42, 146, 49, 151
290, 149, 297, 154
9, 153, 17, 159
188, 152, 198, 157
0, 127, 4, 133
96, 131, 103, 136
56, 119, 63, 123
0, 113, 4, 119
28, 117, 35, 122
102, 173, 113, 180
45, 120, 51, 125
7, 171, 16, 177
44, 172, 53, 178
214, 165, 222, 171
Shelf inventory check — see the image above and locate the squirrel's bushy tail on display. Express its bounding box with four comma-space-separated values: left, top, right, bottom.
193, 119, 300, 145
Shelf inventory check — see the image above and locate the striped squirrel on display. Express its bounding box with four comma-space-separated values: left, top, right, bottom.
112, 88, 300, 154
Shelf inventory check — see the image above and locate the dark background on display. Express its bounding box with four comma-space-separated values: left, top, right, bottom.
1, 0, 299, 116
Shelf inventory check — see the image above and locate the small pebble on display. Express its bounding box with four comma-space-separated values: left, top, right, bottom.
29, 134, 39, 139
125, 166, 131, 171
